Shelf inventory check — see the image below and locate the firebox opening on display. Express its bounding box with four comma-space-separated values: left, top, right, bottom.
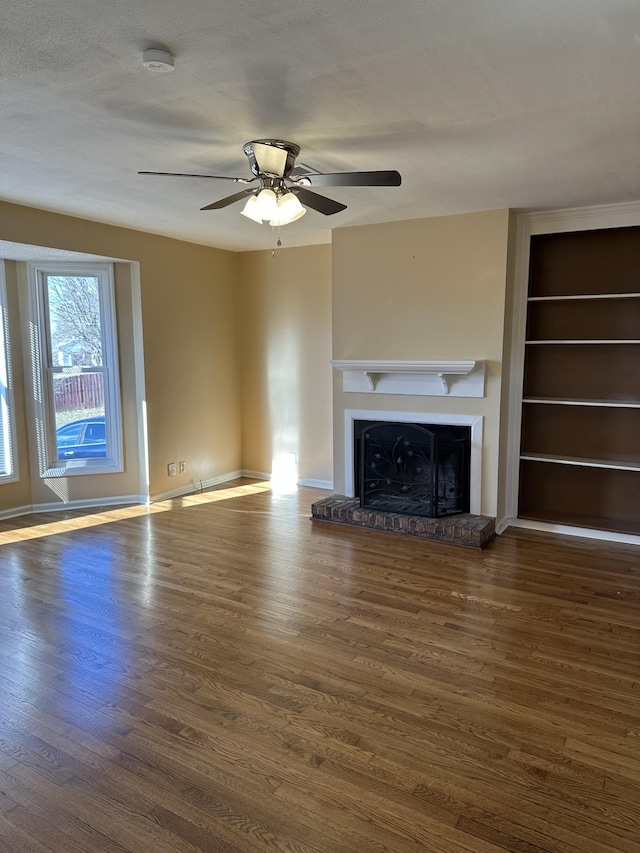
354, 420, 471, 518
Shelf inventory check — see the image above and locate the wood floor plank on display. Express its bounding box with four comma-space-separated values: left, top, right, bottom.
0, 480, 639, 851
0, 814, 55, 853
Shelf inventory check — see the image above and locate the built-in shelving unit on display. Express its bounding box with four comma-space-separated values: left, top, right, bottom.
518, 226, 640, 536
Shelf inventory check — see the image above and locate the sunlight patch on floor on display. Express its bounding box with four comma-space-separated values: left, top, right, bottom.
0, 480, 273, 545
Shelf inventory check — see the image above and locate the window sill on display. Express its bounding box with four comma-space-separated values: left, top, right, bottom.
41, 458, 123, 478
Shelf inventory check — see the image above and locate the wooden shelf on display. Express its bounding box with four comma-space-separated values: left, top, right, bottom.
518, 508, 640, 537
526, 295, 640, 341
520, 453, 640, 472
525, 340, 640, 345
528, 226, 640, 297
519, 460, 640, 535
521, 403, 640, 467
528, 292, 640, 301
524, 397, 640, 408
523, 343, 640, 402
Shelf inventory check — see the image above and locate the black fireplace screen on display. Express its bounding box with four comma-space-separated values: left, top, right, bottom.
355, 421, 471, 518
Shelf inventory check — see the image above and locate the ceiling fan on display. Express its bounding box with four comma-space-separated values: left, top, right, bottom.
139, 139, 402, 226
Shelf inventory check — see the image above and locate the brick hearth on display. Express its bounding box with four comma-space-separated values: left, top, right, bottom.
311, 496, 495, 548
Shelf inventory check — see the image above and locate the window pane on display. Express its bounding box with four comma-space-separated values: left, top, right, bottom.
0, 269, 13, 478
32, 263, 121, 475
53, 371, 106, 460
46, 276, 103, 367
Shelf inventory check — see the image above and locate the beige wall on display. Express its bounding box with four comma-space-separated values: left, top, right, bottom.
238, 245, 333, 485
135, 241, 240, 496
0, 262, 32, 513
0, 200, 241, 505
332, 210, 511, 516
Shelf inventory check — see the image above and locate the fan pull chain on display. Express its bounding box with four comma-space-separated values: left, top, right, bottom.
271, 225, 282, 256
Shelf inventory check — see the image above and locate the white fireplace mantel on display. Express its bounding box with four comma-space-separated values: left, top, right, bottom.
331, 359, 485, 397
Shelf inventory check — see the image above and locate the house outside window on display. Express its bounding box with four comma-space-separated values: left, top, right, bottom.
0, 262, 16, 481
28, 263, 123, 475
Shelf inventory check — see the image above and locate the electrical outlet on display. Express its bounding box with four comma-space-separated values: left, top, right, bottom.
179, 461, 186, 474
168, 462, 177, 477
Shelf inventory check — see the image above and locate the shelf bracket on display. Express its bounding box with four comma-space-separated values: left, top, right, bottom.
362, 371, 377, 391
438, 373, 449, 395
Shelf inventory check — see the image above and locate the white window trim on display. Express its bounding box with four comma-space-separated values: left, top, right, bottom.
27, 262, 123, 477
0, 261, 18, 482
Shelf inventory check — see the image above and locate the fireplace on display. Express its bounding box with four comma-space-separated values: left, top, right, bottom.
343, 409, 483, 516
355, 420, 471, 518
311, 408, 491, 547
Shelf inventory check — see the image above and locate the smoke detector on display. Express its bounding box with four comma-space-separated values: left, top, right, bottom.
142, 49, 175, 72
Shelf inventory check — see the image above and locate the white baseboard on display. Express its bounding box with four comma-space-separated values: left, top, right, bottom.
0, 504, 34, 522
240, 469, 271, 481
242, 470, 333, 490
298, 478, 333, 490
0, 495, 147, 522
150, 484, 196, 502
200, 470, 244, 488
503, 516, 640, 547
31, 494, 147, 514
495, 517, 510, 536
151, 470, 244, 502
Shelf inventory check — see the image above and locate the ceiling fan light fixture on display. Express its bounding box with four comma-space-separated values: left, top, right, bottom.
269, 192, 306, 226
240, 194, 263, 223
252, 188, 278, 220
241, 189, 305, 226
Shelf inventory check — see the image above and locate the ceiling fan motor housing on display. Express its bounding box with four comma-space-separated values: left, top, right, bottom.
243, 139, 301, 179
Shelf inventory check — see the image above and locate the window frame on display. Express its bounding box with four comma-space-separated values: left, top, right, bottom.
0, 261, 17, 482
28, 262, 123, 477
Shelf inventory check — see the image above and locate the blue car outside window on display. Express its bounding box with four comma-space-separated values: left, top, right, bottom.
84, 422, 105, 443
56, 416, 107, 460
57, 423, 85, 446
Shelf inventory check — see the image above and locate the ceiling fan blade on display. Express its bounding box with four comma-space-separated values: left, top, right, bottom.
200, 188, 258, 210
300, 170, 402, 188
290, 186, 347, 215
289, 163, 318, 179
139, 171, 254, 183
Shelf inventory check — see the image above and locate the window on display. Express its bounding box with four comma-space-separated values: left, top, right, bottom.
29, 263, 122, 475
0, 262, 16, 480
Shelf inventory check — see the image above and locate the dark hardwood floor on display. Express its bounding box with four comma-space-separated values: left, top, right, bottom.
0, 479, 639, 852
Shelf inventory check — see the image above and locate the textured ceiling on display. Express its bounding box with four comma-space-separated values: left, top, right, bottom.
0, 242, 116, 263
2, 0, 640, 252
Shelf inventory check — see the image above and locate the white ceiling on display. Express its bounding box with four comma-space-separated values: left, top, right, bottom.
3, 0, 640, 252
